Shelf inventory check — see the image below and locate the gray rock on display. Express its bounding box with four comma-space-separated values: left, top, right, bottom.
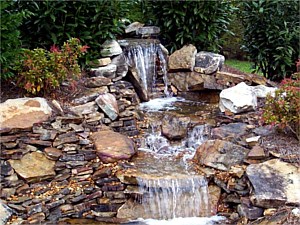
95, 93, 119, 121
125, 22, 144, 33
0, 200, 13, 225
162, 114, 190, 140
90, 64, 117, 78
246, 159, 300, 208
211, 123, 248, 140
219, 82, 257, 114
237, 204, 263, 220
193, 140, 250, 171
100, 40, 122, 57
168, 44, 197, 71
0, 161, 13, 176
136, 26, 160, 37
111, 53, 128, 78
69, 102, 99, 116
89, 57, 111, 67
194, 51, 225, 74
72, 87, 108, 104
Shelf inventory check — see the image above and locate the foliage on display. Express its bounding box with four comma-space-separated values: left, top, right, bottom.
262, 73, 300, 140
15, 38, 88, 95
241, 0, 300, 81
0, 0, 29, 79
142, 0, 235, 53
15, 0, 129, 65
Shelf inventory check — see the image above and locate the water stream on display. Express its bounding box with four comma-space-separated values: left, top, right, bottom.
122, 40, 224, 224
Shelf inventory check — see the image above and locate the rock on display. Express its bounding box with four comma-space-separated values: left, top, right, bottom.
219, 82, 257, 114
136, 26, 160, 37
167, 72, 204, 91
246, 136, 261, 147
193, 140, 250, 171
216, 71, 249, 86
85, 77, 112, 88
72, 87, 108, 104
125, 22, 144, 33
211, 123, 248, 140
168, 44, 197, 71
247, 145, 266, 160
237, 204, 263, 220
111, 53, 128, 78
100, 40, 122, 57
69, 102, 99, 116
44, 147, 62, 160
194, 51, 225, 74
246, 159, 300, 208
90, 64, 117, 78
161, 114, 190, 140
91, 130, 136, 163
0, 200, 13, 225
8, 152, 56, 182
95, 93, 119, 121
253, 125, 276, 137
208, 184, 222, 215
0, 161, 13, 176
252, 85, 277, 98
0, 98, 52, 129
90, 58, 112, 67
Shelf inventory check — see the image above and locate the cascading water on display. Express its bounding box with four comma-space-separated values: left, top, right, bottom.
124, 39, 170, 100
121, 40, 224, 224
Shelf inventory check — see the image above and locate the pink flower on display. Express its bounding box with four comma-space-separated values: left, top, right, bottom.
80, 45, 89, 53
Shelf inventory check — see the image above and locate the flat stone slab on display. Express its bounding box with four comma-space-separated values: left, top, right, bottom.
0, 98, 52, 129
246, 159, 300, 208
9, 152, 56, 182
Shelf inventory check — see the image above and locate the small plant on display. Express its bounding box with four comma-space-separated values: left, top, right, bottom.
262, 73, 300, 140
16, 38, 88, 94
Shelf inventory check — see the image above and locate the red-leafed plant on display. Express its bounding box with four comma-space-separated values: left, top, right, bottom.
262, 72, 300, 140
16, 38, 88, 94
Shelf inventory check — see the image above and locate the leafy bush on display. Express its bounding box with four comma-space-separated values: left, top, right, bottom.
15, 38, 88, 95
15, 0, 129, 65
262, 73, 300, 140
241, 0, 300, 80
143, 0, 235, 53
0, 0, 28, 79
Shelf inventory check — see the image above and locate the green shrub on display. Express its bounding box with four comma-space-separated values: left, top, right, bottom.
262, 73, 300, 140
15, 38, 88, 95
15, 0, 129, 65
0, 0, 28, 79
143, 0, 235, 53
241, 0, 300, 81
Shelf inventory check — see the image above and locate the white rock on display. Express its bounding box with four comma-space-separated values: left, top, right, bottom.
252, 85, 277, 98
219, 82, 257, 113
100, 40, 122, 57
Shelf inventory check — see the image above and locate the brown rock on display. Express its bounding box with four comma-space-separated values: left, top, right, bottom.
0, 98, 52, 129
9, 152, 56, 182
91, 130, 136, 163
95, 93, 119, 121
167, 72, 204, 91
44, 147, 62, 160
168, 44, 197, 71
247, 145, 266, 160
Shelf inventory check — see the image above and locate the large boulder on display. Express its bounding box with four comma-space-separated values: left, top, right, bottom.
167, 72, 204, 91
100, 40, 122, 57
219, 82, 257, 114
125, 22, 144, 34
246, 159, 300, 208
168, 44, 197, 71
193, 140, 250, 171
95, 93, 119, 121
194, 51, 225, 74
91, 130, 136, 163
0, 97, 52, 129
8, 152, 56, 182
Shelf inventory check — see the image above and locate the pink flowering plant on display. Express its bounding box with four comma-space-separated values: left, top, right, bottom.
262, 72, 300, 140
16, 38, 88, 94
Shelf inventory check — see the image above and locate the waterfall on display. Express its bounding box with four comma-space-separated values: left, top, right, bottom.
137, 176, 210, 220
124, 39, 170, 100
